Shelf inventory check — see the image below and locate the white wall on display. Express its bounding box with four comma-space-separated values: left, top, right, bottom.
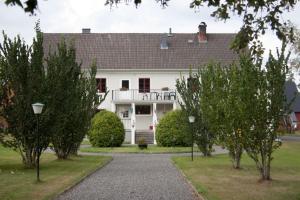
97, 70, 190, 110
156, 104, 173, 121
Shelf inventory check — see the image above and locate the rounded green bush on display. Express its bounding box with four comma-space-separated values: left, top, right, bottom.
88, 110, 125, 147
156, 110, 191, 147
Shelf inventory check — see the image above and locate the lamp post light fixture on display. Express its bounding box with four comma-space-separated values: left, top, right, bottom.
32, 103, 44, 182
188, 115, 195, 161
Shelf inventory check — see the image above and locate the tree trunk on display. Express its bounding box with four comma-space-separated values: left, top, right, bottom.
229, 144, 243, 169
260, 156, 271, 180
22, 148, 36, 168
55, 148, 71, 159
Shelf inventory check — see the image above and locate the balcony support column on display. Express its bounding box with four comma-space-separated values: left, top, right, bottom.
111, 102, 116, 113
131, 103, 136, 144
153, 103, 157, 145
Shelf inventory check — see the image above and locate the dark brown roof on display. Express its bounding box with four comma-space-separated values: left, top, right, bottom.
284, 80, 300, 112
43, 33, 238, 70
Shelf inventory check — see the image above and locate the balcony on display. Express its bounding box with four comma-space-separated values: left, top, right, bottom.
112, 89, 177, 102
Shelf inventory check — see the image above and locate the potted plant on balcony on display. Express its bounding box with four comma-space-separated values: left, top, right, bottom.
137, 137, 148, 149
120, 87, 128, 91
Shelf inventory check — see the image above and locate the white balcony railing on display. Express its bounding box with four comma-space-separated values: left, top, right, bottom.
112, 89, 177, 102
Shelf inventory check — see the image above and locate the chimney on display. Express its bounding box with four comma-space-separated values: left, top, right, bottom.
198, 22, 207, 43
168, 28, 173, 37
82, 28, 91, 34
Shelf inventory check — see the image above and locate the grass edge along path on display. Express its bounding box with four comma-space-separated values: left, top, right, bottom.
172, 141, 300, 200
0, 145, 112, 200
80, 145, 200, 154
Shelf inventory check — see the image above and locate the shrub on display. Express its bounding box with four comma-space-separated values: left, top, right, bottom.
88, 110, 125, 147
156, 110, 190, 147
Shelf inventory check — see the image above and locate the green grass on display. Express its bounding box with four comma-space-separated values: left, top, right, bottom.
80, 144, 199, 153
0, 145, 112, 200
288, 131, 300, 136
173, 141, 300, 200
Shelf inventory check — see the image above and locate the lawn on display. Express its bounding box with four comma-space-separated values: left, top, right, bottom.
173, 141, 300, 200
80, 144, 199, 153
290, 131, 300, 136
0, 145, 112, 200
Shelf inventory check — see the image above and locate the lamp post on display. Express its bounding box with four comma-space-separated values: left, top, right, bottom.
32, 103, 44, 182
188, 115, 195, 161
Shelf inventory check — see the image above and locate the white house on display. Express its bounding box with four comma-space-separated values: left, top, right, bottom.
43, 23, 238, 145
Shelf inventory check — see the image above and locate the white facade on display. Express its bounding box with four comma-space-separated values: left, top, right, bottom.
96, 70, 189, 144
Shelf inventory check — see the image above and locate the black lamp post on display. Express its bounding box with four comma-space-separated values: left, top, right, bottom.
32, 102, 44, 182
188, 115, 195, 161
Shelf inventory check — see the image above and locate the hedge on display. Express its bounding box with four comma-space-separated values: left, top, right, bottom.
88, 110, 125, 147
155, 110, 191, 147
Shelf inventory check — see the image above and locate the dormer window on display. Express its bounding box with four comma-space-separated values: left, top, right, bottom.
160, 34, 168, 49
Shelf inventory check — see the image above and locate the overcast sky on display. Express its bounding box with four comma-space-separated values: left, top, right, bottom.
1, 0, 300, 58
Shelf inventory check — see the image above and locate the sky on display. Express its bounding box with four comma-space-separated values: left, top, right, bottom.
0, 0, 300, 58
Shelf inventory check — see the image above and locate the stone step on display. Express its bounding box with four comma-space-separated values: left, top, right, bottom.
135, 131, 154, 144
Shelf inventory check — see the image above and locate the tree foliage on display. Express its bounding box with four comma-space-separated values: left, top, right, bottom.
200, 62, 245, 169
176, 70, 215, 156
240, 46, 290, 180
0, 24, 49, 168
45, 40, 102, 159
0, 23, 107, 163
202, 46, 289, 179
4, 0, 38, 14
287, 23, 300, 69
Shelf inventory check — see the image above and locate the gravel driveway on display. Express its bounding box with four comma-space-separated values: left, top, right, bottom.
55, 153, 200, 200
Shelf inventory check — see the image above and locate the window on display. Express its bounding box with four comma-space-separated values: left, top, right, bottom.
136, 105, 151, 115
139, 78, 150, 93
121, 80, 129, 90
122, 110, 129, 118
96, 78, 106, 93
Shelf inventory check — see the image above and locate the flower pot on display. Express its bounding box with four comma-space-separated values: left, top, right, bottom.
138, 144, 148, 149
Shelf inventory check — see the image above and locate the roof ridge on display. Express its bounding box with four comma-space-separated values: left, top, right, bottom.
43, 32, 236, 35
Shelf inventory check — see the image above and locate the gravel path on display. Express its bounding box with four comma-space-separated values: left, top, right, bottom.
55, 153, 199, 200
281, 135, 300, 141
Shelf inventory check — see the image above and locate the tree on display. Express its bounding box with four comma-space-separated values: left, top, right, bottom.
200, 63, 245, 169
176, 71, 214, 156
4, 0, 38, 14
46, 40, 107, 159
0, 24, 49, 168
240, 46, 289, 180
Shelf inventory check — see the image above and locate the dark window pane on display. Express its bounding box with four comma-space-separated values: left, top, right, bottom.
96, 78, 106, 93
122, 80, 129, 90
136, 105, 151, 115
139, 78, 150, 93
